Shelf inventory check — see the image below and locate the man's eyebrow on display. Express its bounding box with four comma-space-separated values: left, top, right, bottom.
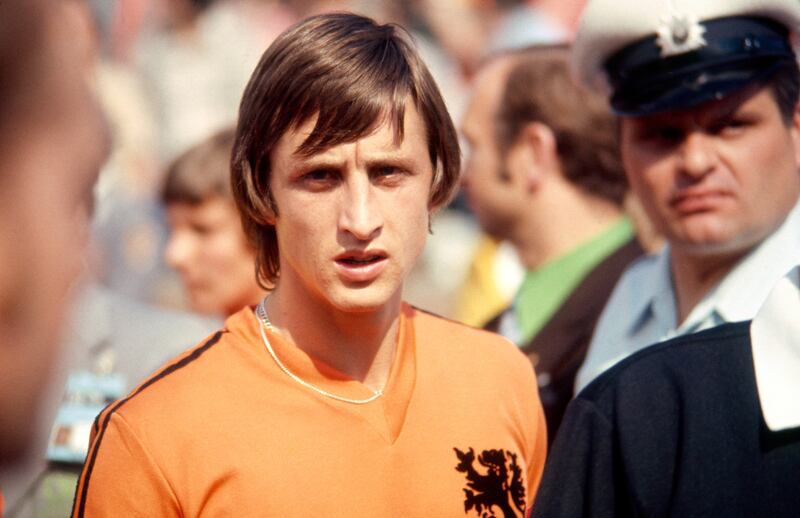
291, 149, 420, 168
364, 156, 418, 170
706, 102, 745, 121
289, 155, 346, 173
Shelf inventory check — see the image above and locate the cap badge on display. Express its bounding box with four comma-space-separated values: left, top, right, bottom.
656, 12, 707, 57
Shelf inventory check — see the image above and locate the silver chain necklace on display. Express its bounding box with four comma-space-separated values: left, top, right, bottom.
255, 297, 383, 405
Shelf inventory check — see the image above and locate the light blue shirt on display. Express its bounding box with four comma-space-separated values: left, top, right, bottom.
576, 201, 800, 393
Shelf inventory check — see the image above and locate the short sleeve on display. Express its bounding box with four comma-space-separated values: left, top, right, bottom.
71, 412, 181, 517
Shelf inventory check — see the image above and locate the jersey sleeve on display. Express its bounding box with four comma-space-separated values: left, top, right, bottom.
530, 397, 621, 518
503, 340, 548, 514
71, 411, 181, 517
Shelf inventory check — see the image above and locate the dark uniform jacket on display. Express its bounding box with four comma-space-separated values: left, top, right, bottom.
533, 321, 800, 518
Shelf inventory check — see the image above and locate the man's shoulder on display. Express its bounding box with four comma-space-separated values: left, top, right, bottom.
103, 307, 260, 427
111, 328, 232, 413
408, 305, 533, 374
580, 321, 753, 405
410, 305, 517, 348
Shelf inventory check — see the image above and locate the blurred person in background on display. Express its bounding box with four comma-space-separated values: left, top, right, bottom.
431, 1, 581, 327
0, 0, 108, 470
0, 4, 110, 513
535, 0, 800, 514
163, 127, 267, 316
0, 3, 219, 514
461, 44, 642, 441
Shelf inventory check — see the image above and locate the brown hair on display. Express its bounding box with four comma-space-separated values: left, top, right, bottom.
163, 127, 236, 205
497, 44, 627, 205
231, 12, 460, 287
764, 61, 800, 124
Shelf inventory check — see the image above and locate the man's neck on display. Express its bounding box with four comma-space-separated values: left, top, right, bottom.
263, 284, 402, 393
512, 187, 624, 270
669, 248, 749, 324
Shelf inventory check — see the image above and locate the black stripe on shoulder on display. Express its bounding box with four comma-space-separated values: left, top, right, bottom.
73, 330, 225, 518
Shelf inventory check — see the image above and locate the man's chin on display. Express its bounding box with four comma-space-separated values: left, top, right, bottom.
671, 231, 761, 258
327, 285, 402, 315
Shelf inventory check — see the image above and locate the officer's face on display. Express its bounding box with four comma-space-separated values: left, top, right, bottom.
620, 86, 800, 258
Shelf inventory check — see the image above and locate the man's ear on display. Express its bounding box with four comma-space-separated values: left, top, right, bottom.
262, 200, 277, 226
790, 102, 800, 167
509, 121, 557, 191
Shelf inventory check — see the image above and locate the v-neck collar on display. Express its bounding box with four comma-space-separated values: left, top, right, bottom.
233, 304, 417, 443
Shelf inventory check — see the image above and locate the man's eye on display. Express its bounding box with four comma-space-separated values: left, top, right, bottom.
375, 166, 400, 176
305, 169, 336, 181
371, 165, 408, 184
716, 118, 750, 135
653, 127, 683, 142
634, 126, 683, 147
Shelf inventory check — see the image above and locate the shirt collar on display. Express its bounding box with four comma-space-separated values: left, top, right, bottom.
750, 266, 800, 431
629, 246, 676, 336
635, 201, 800, 336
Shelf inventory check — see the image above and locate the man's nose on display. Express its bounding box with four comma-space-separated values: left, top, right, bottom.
339, 178, 383, 240
165, 231, 192, 271
678, 131, 717, 179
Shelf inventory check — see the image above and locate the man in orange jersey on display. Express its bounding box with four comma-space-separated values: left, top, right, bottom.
73, 13, 547, 518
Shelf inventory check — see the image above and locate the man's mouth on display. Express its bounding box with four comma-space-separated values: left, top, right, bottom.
334, 251, 389, 282
337, 255, 385, 265
670, 189, 729, 214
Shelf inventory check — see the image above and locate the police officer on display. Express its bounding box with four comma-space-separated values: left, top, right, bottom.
574, 0, 800, 392
534, 0, 800, 515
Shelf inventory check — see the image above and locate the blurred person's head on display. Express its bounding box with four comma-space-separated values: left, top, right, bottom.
0, 0, 109, 465
461, 45, 625, 245
231, 12, 460, 289
573, 0, 800, 261
163, 128, 266, 316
